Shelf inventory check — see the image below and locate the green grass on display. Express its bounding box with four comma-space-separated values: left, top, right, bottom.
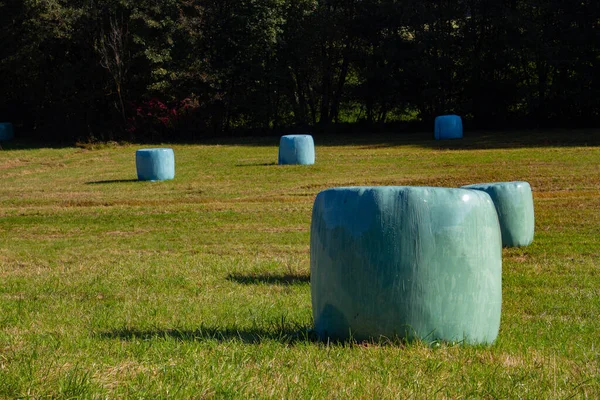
1, 130, 599, 398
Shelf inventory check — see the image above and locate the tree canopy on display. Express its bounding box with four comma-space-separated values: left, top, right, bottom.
1, 0, 598, 141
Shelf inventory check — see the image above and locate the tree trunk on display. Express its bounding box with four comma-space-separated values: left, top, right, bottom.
330, 54, 350, 124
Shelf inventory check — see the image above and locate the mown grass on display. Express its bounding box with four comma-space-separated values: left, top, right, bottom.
0, 130, 599, 398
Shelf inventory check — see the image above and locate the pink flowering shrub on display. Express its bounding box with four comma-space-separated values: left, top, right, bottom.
125, 97, 182, 139
124, 95, 220, 140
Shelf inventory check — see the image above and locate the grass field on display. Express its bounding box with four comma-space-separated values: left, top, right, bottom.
1, 130, 599, 398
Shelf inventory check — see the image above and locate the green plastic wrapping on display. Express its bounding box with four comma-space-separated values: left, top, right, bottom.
278, 135, 315, 165
310, 186, 502, 344
136, 148, 175, 181
462, 181, 534, 247
0, 122, 14, 141
434, 115, 463, 140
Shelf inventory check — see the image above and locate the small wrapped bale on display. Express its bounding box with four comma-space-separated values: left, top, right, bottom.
434, 115, 463, 140
135, 148, 175, 181
462, 181, 534, 247
278, 135, 315, 165
0, 122, 14, 141
310, 186, 502, 344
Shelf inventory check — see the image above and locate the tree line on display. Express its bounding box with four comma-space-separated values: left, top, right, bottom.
1, 0, 598, 141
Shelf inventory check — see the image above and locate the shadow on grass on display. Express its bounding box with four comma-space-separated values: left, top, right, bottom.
235, 161, 277, 167
198, 129, 599, 149
406, 129, 600, 150
96, 325, 315, 345
95, 325, 423, 347
0, 139, 75, 151
227, 272, 310, 285
85, 179, 139, 184
3, 129, 597, 151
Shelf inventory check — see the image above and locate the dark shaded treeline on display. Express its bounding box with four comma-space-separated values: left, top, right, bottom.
1, 0, 599, 141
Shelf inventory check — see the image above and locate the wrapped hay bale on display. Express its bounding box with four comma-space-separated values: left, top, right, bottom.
310, 186, 502, 344
434, 115, 463, 140
278, 135, 315, 165
135, 148, 175, 181
0, 122, 14, 141
462, 181, 534, 247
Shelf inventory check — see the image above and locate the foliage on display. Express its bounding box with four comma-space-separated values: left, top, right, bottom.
0, 0, 599, 140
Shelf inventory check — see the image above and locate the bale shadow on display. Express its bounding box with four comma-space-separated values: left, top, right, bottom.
235, 161, 277, 167
227, 272, 310, 285
96, 325, 315, 345
85, 179, 139, 185
96, 325, 422, 347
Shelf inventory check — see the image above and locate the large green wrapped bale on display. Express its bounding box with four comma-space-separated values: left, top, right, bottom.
310, 186, 502, 344
462, 181, 534, 247
0, 122, 14, 141
136, 148, 175, 181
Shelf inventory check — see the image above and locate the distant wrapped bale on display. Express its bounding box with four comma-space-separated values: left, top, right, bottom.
135, 148, 175, 181
310, 186, 502, 344
462, 181, 534, 247
0, 122, 14, 141
278, 135, 315, 165
434, 115, 463, 140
